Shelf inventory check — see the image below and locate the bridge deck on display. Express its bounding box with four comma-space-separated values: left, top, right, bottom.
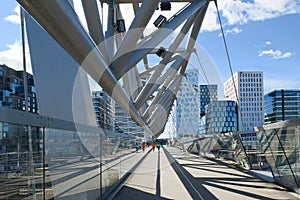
114, 146, 299, 200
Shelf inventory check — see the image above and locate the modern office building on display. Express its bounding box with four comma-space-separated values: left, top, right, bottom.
224, 71, 264, 132
239, 131, 258, 150
200, 84, 218, 117
92, 90, 115, 130
264, 89, 300, 124
198, 84, 218, 135
114, 103, 145, 139
176, 69, 199, 137
205, 100, 238, 135
0, 64, 37, 113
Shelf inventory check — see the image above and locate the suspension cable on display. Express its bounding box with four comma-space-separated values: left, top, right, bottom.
214, 0, 246, 132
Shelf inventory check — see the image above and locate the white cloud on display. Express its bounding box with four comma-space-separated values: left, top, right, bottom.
218, 27, 242, 37
5, 5, 20, 25
203, 0, 300, 32
259, 49, 292, 59
0, 40, 32, 73
219, 0, 251, 25
254, 0, 298, 13
9, 1, 300, 35
227, 27, 242, 34
254, 41, 272, 48
265, 41, 272, 45
202, 3, 219, 32
2, 0, 297, 74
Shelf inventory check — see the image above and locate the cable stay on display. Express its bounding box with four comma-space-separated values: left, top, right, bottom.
214, 0, 246, 132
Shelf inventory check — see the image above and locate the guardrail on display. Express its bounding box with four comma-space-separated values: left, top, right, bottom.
0, 107, 148, 199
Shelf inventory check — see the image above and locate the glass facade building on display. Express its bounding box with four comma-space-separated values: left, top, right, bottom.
92, 90, 115, 130
200, 84, 218, 117
0, 64, 38, 113
224, 71, 264, 132
205, 100, 238, 135
239, 131, 258, 150
264, 89, 300, 124
176, 69, 199, 138
114, 103, 147, 140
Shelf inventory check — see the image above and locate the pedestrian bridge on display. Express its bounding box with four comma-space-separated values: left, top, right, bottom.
114, 146, 297, 200
1, 0, 299, 199
0, 108, 299, 199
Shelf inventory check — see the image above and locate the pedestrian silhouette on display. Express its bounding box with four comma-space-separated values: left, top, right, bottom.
141, 142, 146, 152
151, 142, 156, 152
157, 143, 161, 151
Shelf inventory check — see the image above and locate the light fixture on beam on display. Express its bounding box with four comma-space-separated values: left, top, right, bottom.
153, 15, 167, 28
160, 1, 171, 11
156, 47, 166, 57
117, 19, 126, 32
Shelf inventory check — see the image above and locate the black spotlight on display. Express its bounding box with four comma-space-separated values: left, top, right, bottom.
160, 2, 171, 11
117, 19, 126, 32
153, 15, 167, 27
156, 47, 166, 57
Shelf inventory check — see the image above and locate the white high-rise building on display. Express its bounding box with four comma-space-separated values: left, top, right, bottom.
224, 71, 264, 132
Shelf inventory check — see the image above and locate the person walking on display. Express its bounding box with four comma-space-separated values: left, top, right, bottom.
135, 142, 140, 153
156, 142, 161, 151
151, 142, 156, 152
141, 142, 146, 152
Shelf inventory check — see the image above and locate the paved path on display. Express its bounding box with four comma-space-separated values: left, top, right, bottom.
114, 146, 299, 200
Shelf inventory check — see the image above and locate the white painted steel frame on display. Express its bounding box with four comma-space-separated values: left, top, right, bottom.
17, 0, 211, 137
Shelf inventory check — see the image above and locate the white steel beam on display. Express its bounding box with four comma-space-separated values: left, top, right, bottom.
135, 51, 189, 110
18, 0, 154, 136
81, 0, 109, 62
134, 13, 198, 109
115, 0, 208, 78
147, 75, 181, 127
143, 74, 181, 120
145, 5, 208, 114
19, 0, 212, 138
105, 1, 116, 61
110, 0, 159, 77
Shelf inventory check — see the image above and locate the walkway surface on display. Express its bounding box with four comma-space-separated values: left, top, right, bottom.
114, 146, 299, 200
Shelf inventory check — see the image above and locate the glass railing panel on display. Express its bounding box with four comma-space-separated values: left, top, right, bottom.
256, 130, 270, 169
258, 129, 281, 179
100, 130, 121, 195
268, 129, 285, 184
45, 128, 101, 199
195, 132, 251, 169
0, 122, 49, 199
257, 124, 300, 193
0, 109, 152, 199
295, 126, 300, 193
276, 126, 299, 192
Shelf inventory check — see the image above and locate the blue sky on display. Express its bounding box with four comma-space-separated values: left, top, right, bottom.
1, 0, 300, 95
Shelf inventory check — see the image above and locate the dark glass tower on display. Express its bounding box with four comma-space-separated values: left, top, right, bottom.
264, 89, 300, 124
199, 85, 218, 117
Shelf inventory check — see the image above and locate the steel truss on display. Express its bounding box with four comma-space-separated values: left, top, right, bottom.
17, 0, 211, 137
